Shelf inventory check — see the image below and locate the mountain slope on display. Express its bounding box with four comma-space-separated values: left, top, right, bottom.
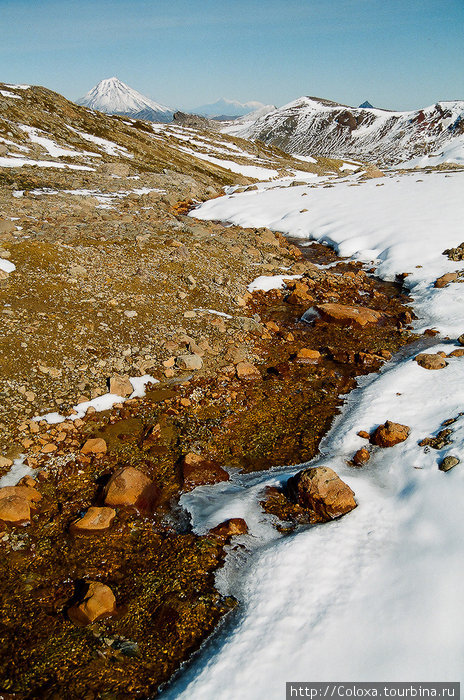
225, 95, 464, 166
77, 77, 174, 122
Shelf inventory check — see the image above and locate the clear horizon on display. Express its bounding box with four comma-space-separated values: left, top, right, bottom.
1, 0, 463, 112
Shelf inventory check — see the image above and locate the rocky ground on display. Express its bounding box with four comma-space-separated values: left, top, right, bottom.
0, 83, 419, 698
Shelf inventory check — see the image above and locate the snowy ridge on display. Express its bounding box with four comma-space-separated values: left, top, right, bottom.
225, 95, 464, 165
77, 77, 174, 122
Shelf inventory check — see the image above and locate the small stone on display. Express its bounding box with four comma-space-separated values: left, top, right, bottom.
41, 443, 57, 454
163, 356, 176, 368
70, 506, 116, 534
183, 310, 197, 319
352, 448, 370, 466
124, 310, 137, 318
68, 581, 117, 626
25, 391, 36, 402
371, 421, 410, 447
0, 456, 13, 468
357, 431, 370, 439
434, 272, 458, 288
415, 353, 447, 370
458, 333, 464, 346
210, 518, 248, 538
176, 354, 203, 370
439, 456, 460, 472
236, 361, 261, 380
109, 374, 133, 397
81, 438, 107, 455
296, 348, 321, 363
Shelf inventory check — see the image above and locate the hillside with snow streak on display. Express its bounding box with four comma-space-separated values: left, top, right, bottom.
225, 96, 464, 166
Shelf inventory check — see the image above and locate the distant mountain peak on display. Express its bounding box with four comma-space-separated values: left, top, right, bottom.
192, 97, 270, 118
359, 100, 374, 109
77, 77, 173, 122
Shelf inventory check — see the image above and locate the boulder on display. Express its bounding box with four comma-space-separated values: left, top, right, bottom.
109, 374, 133, 397
415, 353, 447, 370
352, 448, 370, 466
434, 272, 458, 288
182, 453, 229, 490
210, 518, 248, 539
439, 456, 460, 472
0, 495, 30, 524
68, 581, 117, 625
236, 361, 261, 380
104, 467, 158, 510
81, 438, 107, 455
371, 420, 410, 447
316, 303, 382, 327
286, 466, 357, 523
70, 506, 116, 534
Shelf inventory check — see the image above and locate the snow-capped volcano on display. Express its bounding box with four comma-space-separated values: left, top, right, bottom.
192, 97, 272, 119
77, 77, 174, 122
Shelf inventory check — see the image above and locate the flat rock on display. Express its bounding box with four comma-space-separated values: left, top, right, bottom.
415, 353, 447, 370
0, 495, 31, 524
286, 466, 357, 522
104, 466, 158, 509
371, 420, 410, 447
296, 348, 321, 363
81, 438, 107, 455
0, 485, 42, 504
182, 452, 229, 490
68, 581, 117, 625
434, 272, 458, 288
70, 506, 116, 534
236, 361, 261, 380
316, 303, 383, 327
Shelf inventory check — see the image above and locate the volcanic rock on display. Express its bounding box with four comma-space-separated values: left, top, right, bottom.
316, 303, 383, 327
68, 581, 117, 625
434, 272, 458, 288
415, 353, 447, 370
352, 448, 370, 466
236, 361, 261, 380
81, 438, 107, 455
371, 420, 410, 447
103, 467, 158, 509
439, 456, 460, 472
109, 374, 133, 397
70, 506, 116, 534
210, 518, 248, 538
182, 452, 229, 490
0, 495, 31, 524
286, 466, 357, 522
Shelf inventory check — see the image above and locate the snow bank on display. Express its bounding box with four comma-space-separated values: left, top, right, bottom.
164, 169, 464, 696
34, 375, 158, 425
192, 171, 464, 336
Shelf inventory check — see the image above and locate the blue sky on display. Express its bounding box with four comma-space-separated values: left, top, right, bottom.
1, 0, 463, 110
